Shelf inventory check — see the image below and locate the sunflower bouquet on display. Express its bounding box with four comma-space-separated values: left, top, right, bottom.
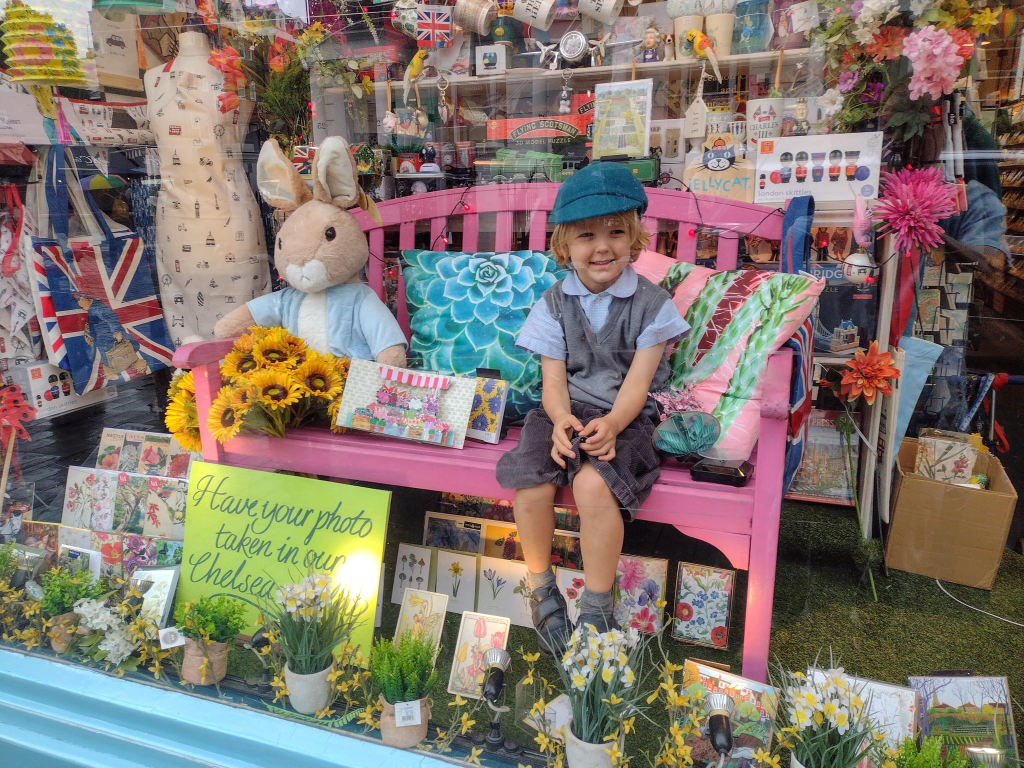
166, 327, 351, 448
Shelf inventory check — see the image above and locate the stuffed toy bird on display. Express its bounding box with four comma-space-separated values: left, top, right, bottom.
686, 29, 722, 83
403, 49, 429, 105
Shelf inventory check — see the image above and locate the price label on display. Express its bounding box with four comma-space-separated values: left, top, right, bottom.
394, 700, 422, 727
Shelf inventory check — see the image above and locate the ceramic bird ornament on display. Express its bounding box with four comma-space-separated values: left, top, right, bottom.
686, 29, 722, 82
403, 49, 429, 105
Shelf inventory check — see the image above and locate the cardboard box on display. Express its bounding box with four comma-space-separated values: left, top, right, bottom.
886, 439, 1016, 590
2, 362, 117, 420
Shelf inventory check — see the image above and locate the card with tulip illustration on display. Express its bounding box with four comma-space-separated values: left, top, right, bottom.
476, 555, 532, 628
434, 549, 478, 614
395, 588, 448, 659
391, 543, 433, 604
555, 567, 586, 625
447, 611, 510, 699
672, 562, 735, 649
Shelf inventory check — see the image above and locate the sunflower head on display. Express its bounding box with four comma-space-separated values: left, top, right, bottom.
165, 387, 197, 434
175, 427, 204, 453
295, 356, 342, 400
253, 332, 299, 369
208, 388, 244, 443
249, 368, 303, 410
228, 382, 257, 414
334, 356, 351, 379
169, 370, 195, 398
222, 350, 259, 381
233, 326, 272, 353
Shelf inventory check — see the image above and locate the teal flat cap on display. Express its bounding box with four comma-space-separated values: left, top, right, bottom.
549, 161, 649, 225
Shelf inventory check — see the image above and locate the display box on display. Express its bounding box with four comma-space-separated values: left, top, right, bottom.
1, 362, 117, 420
886, 439, 1016, 590
486, 114, 594, 146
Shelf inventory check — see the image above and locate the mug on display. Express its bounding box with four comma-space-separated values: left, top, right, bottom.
578, 0, 624, 25
704, 12, 735, 56
745, 97, 784, 155
673, 16, 703, 57
666, 0, 701, 16
512, 0, 557, 30
454, 0, 498, 34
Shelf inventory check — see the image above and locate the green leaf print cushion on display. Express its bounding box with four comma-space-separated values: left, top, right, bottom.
403, 250, 562, 420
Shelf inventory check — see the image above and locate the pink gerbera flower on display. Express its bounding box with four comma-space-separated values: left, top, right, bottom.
875, 166, 958, 256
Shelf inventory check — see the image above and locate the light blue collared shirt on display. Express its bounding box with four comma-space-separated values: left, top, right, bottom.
515, 265, 689, 360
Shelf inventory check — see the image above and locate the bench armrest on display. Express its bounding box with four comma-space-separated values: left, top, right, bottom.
172, 339, 237, 369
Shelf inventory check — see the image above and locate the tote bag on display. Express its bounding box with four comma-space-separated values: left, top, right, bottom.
31, 147, 173, 394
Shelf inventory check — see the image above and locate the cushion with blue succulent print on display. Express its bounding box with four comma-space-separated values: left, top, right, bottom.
403, 250, 562, 420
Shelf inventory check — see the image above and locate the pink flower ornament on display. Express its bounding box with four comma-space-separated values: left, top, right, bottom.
902, 25, 965, 101
875, 166, 957, 256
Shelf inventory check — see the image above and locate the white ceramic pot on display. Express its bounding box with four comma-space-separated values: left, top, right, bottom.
704, 12, 735, 56
565, 719, 625, 768
285, 662, 334, 715
673, 16, 703, 57
667, 0, 701, 17
378, 695, 431, 748
513, 0, 557, 30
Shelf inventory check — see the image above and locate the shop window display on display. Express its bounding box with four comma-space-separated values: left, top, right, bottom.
0, 0, 1023, 766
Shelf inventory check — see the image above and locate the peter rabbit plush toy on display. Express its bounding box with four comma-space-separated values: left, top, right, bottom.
214, 136, 407, 367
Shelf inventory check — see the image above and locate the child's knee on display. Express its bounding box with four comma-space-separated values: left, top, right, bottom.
572, 468, 618, 512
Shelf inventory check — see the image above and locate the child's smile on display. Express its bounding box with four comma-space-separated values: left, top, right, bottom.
568, 219, 633, 293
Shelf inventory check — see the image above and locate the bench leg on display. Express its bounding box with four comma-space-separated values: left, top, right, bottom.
740, 417, 786, 683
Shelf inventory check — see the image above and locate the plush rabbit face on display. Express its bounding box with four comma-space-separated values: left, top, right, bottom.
257, 136, 381, 293
273, 200, 368, 292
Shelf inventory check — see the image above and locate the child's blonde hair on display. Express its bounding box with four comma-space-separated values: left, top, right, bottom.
549, 210, 649, 267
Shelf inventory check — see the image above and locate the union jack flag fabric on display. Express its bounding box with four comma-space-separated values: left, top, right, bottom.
782, 318, 814, 495
31, 149, 173, 395
416, 6, 452, 48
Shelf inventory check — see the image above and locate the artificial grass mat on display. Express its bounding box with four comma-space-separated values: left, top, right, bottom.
229, 486, 1024, 761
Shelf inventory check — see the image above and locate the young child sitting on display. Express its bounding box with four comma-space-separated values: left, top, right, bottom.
496, 163, 689, 656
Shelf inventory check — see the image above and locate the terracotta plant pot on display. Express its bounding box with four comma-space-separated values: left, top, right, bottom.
48, 611, 78, 653
180, 637, 228, 685
565, 718, 624, 768
378, 694, 431, 748
285, 662, 334, 715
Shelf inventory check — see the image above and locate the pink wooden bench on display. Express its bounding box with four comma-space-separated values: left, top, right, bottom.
174, 183, 792, 682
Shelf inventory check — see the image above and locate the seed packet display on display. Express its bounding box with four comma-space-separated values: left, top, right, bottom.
96, 428, 197, 478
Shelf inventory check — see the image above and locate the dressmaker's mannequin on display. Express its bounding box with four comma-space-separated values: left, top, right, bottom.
145, 30, 270, 345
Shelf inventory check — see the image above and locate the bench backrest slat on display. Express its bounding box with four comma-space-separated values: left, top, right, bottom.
350, 183, 785, 339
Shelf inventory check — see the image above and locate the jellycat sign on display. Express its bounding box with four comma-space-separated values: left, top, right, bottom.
176, 462, 391, 654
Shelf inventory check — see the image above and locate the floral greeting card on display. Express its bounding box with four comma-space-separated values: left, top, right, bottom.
155, 539, 184, 566
143, 477, 187, 539
394, 588, 448, 657
434, 549, 478, 615
62, 467, 117, 531
555, 567, 586, 625
672, 562, 735, 649
447, 611, 511, 699
476, 555, 532, 628
90, 531, 123, 578
20, 520, 58, 561
466, 378, 509, 444
58, 525, 93, 551
391, 543, 433, 604
614, 554, 668, 633
122, 534, 157, 576
483, 522, 523, 561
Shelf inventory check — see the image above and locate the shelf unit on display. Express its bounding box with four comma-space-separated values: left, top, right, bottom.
994, 128, 1024, 315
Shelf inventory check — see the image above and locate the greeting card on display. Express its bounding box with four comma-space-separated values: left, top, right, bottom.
466, 377, 509, 444
614, 554, 668, 632
90, 531, 123, 578
447, 611, 511, 699
395, 588, 449, 657
155, 539, 184, 566
113, 473, 148, 535
122, 534, 158, 576
555, 567, 586, 624
424, 512, 484, 552
435, 548, 478, 614
337, 360, 477, 449
143, 477, 187, 539
391, 543, 433, 604
58, 525, 93, 551
62, 466, 117, 531
19, 520, 58, 561
476, 555, 532, 628
672, 562, 735, 649
1, 482, 33, 545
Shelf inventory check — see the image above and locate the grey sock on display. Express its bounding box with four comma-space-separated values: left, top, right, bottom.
579, 587, 613, 615
526, 567, 556, 590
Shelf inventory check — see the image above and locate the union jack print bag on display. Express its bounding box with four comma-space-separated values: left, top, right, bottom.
31, 148, 173, 394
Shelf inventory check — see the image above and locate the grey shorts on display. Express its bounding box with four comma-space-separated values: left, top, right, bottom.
495, 401, 662, 520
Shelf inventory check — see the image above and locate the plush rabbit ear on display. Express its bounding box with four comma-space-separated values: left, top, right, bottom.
256, 139, 312, 212
312, 135, 383, 226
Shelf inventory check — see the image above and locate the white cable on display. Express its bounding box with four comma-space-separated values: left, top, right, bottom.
935, 579, 1024, 628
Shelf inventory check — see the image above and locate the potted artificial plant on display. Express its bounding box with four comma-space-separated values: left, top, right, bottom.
40, 568, 105, 652
554, 623, 648, 768
261, 572, 366, 715
175, 596, 247, 685
371, 630, 439, 748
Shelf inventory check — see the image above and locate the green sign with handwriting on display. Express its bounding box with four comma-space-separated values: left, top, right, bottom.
176, 462, 391, 655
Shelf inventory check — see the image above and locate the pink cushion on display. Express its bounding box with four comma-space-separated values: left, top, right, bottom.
633, 249, 675, 285
662, 263, 824, 460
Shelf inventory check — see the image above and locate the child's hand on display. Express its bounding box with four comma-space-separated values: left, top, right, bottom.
550, 412, 584, 469
579, 416, 621, 462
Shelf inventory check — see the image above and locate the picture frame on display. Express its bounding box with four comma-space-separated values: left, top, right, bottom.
131, 565, 180, 629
